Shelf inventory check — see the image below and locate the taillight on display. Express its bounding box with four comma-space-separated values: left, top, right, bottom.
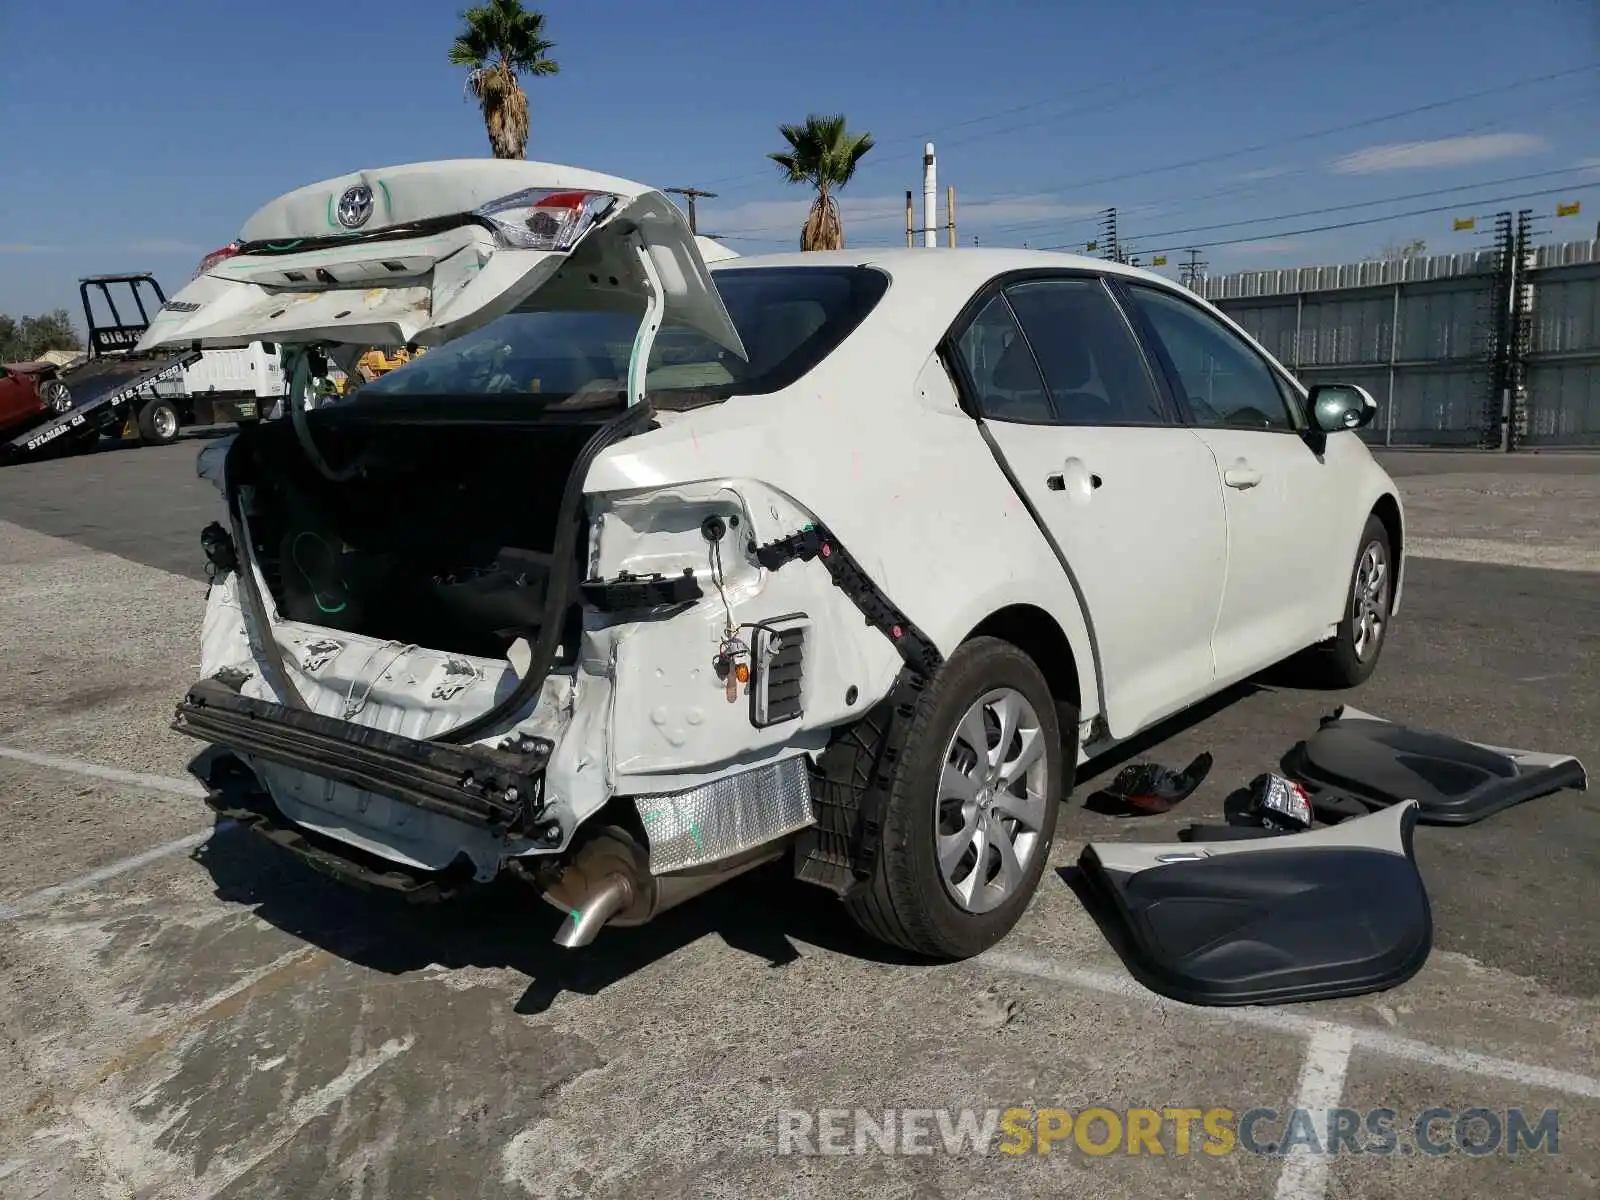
473, 188, 619, 252
193, 241, 243, 279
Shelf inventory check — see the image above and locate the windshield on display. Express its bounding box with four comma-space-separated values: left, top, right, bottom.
351, 266, 888, 406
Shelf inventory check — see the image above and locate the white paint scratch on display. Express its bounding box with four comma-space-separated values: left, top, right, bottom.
1274, 1024, 1355, 1200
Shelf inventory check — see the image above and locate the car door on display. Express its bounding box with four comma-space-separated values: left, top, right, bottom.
1119, 282, 1344, 681
946, 274, 1229, 740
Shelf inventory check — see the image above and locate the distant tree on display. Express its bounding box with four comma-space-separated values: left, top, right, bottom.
1379, 238, 1428, 261
768, 114, 876, 251
0, 309, 81, 362
449, 0, 560, 160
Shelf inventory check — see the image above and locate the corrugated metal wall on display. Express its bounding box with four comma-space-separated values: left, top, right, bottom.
1195, 239, 1600, 447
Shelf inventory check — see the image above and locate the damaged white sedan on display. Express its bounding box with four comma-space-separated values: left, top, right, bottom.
145, 158, 1405, 959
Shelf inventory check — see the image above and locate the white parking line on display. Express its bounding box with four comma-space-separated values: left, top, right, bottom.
0, 745, 206, 798
1274, 1025, 1354, 1200
0, 743, 232, 921
0, 824, 236, 921
979, 950, 1600, 1100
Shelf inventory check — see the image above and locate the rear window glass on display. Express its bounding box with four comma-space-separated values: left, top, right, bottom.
353, 266, 887, 405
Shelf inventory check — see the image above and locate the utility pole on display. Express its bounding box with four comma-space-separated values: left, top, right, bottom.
1180, 248, 1208, 289
1099, 207, 1120, 263
665, 186, 717, 234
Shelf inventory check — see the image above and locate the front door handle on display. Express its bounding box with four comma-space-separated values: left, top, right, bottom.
1223, 461, 1262, 489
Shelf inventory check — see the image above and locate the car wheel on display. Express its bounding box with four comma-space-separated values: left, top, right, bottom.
843, 637, 1065, 960
1316, 513, 1393, 688
41, 379, 73, 414
137, 398, 181, 445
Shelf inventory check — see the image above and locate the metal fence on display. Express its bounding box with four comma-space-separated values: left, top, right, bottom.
1192, 239, 1600, 448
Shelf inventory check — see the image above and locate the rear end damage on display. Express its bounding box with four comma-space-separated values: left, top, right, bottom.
181, 405, 904, 945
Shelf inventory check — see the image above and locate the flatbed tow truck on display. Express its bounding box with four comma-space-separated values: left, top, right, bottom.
1, 274, 204, 465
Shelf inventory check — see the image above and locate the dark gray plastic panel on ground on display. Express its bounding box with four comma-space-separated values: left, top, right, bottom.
1283, 705, 1588, 826
1075, 802, 1431, 1007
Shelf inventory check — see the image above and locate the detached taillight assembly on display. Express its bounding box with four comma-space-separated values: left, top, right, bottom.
193, 241, 243, 279
474, 188, 618, 252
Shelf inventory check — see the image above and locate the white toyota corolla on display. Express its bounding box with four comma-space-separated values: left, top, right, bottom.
141, 159, 1404, 960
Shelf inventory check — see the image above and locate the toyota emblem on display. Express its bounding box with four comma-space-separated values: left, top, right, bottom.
336, 184, 375, 230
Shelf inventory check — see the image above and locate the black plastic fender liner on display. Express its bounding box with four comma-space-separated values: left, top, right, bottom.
1282, 705, 1588, 827
1075, 801, 1432, 1007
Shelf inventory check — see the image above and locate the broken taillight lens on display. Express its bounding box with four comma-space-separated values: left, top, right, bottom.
474, 188, 618, 252
193, 241, 243, 279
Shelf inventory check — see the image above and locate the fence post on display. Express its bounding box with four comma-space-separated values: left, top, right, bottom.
1386, 283, 1400, 446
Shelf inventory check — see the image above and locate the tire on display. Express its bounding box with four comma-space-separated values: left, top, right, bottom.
1312, 513, 1394, 688
40, 379, 73, 414
136, 397, 181, 445
842, 637, 1066, 960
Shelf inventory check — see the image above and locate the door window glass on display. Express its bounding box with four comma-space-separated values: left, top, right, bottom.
1003, 278, 1168, 425
1128, 285, 1298, 430
952, 294, 1054, 423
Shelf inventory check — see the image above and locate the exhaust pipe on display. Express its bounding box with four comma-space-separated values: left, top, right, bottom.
528, 825, 788, 949
554, 873, 635, 948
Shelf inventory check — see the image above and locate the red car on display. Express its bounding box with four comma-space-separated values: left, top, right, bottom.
0, 361, 75, 440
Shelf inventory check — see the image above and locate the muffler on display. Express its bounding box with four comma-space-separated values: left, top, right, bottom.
527, 824, 788, 948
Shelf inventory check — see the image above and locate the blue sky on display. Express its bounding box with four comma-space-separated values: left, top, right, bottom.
2, 0, 1596, 324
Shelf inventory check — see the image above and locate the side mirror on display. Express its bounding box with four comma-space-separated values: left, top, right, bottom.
1307, 384, 1378, 434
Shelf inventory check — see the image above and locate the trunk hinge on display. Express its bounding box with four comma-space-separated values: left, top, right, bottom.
626, 232, 664, 408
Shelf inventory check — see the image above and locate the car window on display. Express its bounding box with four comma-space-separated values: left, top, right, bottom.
1126, 284, 1298, 431
1003, 278, 1168, 425
355, 266, 888, 405
952, 295, 1054, 423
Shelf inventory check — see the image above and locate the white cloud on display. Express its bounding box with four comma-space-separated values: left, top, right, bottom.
703, 193, 1104, 240
1330, 133, 1548, 175
1238, 166, 1293, 182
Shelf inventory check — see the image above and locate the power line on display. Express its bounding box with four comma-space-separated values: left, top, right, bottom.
1051, 181, 1599, 258
979, 63, 1597, 206
693, 0, 1444, 192
976, 84, 1591, 241
1033, 167, 1595, 252
711, 65, 1597, 239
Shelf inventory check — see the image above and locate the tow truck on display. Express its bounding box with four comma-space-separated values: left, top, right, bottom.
0, 274, 202, 464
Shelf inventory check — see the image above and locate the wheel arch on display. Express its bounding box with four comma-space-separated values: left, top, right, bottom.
1370, 491, 1405, 616
962, 602, 1089, 731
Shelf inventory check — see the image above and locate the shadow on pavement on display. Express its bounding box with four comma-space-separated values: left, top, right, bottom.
179, 658, 1342, 1015
190, 808, 929, 1016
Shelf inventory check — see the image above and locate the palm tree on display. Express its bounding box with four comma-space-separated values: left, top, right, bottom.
768, 114, 876, 251
449, 0, 560, 160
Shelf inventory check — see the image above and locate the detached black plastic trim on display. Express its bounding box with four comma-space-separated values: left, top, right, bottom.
753, 525, 944, 677
174, 678, 550, 833
1076, 806, 1432, 1007
1283, 712, 1589, 827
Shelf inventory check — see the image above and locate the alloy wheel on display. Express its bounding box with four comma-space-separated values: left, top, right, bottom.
936, 687, 1051, 914
1351, 540, 1390, 661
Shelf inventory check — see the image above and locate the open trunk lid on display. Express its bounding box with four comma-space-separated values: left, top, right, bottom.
134, 159, 746, 358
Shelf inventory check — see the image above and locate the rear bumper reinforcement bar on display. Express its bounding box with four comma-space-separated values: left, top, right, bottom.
174, 678, 551, 833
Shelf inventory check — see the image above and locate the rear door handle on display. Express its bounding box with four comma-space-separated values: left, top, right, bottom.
1046, 465, 1102, 492
1223, 461, 1262, 489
